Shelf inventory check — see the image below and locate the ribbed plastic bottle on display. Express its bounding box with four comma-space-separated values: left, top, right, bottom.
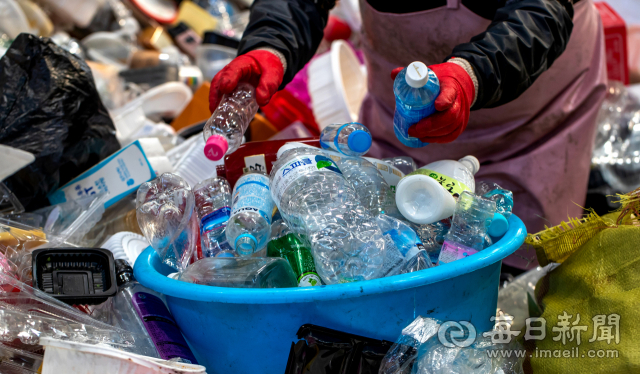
393, 61, 440, 148
193, 177, 235, 258
437, 191, 496, 265
203, 83, 258, 161
337, 157, 402, 219
319, 122, 372, 156
270, 147, 386, 284
225, 172, 275, 256
395, 155, 480, 224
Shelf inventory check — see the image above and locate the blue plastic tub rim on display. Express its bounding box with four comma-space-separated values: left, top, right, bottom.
134, 215, 527, 305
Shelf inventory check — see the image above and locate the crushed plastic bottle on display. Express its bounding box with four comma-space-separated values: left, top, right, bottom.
411, 220, 450, 263
382, 156, 417, 175
337, 157, 402, 219
396, 155, 480, 224
193, 177, 235, 258
319, 122, 372, 156
393, 61, 440, 148
438, 191, 496, 265
136, 173, 198, 272
226, 172, 275, 256
476, 181, 514, 219
377, 214, 429, 277
203, 82, 258, 161
177, 257, 298, 288
270, 147, 386, 284
267, 210, 322, 287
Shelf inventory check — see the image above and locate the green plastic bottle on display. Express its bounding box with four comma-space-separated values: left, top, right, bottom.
267, 210, 322, 287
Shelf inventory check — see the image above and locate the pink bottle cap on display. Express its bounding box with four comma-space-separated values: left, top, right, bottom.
204, 135, 229, 161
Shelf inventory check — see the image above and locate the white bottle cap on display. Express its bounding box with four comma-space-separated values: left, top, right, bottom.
405, 61, 429, 88
458, 155, 480, 175
395, 175, 457, 224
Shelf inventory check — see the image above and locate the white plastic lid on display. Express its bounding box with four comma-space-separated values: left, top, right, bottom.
395, 175, 457, 224
458, 155, 480, 175
405, 62, 429, 88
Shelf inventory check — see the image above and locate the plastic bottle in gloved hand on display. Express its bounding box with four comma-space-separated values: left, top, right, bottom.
393, 61, 440, 148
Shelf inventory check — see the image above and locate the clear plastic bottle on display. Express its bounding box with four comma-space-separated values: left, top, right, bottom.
377, 214, 428, 277
270, 147, 386, 284
136, 173, 198, 272
410, 219, 451, 263
399, 250, 432, 274
396, 155, 480, 225
382, 156, 417, 175
109, 260, 199, 363
177, 257, 298, 288
225, 172, 275, 256
337, 157, 402, 219
437, 191, 496, 265
203, 82, 259, 161
193, 177, 235, 258
267, 210, 322, 287
319, 122, 372, 156
393, 61, 440, 148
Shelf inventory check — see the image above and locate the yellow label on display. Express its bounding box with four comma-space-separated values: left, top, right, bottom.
405, 169, 471, 197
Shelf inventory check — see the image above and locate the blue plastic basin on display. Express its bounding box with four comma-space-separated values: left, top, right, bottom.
135, 215, 527, 374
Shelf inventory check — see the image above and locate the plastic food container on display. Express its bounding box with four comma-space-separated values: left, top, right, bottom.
135, 215, 527, 374
308, 40, 367, 130
40, 337, 206, 374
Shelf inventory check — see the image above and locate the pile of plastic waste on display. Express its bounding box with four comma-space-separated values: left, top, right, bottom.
0, 1, 524, 372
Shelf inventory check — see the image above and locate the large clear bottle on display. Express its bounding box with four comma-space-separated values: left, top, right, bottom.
337, 157, 402, 219
393, 61, 440, 148
319, 122, 372, 156
177, 257, 298, 288
203, 82, 259, 161
193, 177, 235, 258
267, 210, 322, 287
270, 147, 386, 284
225, 172, 275, 256
109, 260, 199, 363
437, 191, 496, 265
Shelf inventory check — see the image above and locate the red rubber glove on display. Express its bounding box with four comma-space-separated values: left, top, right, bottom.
209, 50, 285, 112
390, 61, 475, 143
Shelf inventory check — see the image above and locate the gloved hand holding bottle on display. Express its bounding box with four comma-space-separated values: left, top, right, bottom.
390, 59, 476, 144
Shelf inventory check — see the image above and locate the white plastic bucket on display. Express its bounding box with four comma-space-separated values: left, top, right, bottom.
40, 337, 206, 374
308, 40, 367, 130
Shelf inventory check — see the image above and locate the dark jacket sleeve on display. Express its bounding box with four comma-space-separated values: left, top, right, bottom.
237, 0, 334, 87
449, 0, 575, 109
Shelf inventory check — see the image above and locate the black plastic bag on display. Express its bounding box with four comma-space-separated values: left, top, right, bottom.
285, 324, 393, 374
0, 33, 120, 211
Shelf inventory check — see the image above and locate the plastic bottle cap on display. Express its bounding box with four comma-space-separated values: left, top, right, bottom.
405, 61, 429, 88
395, 175, 457, 224
204, 135, 229, 161
488, 213, 509, 238
235, 233, 258, 256
459, 155, 480, 175
347, 130, 372, 153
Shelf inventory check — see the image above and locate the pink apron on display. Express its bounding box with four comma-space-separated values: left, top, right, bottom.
358, 0, 608, 268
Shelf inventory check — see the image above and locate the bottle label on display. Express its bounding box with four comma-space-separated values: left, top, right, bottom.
201, 206, 230, 233
380, 234, 406, 277
405, 169, 471, 197
131, 292, 198, 364
437, 241, 478, 265
299, 272, 322, 287
231, 174, 274, 224
271, 154, 343, 206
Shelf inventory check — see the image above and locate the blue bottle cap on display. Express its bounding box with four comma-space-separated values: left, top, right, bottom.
347, 130, 372, 154
235, 233, 258, 256
488, 213, 509, 238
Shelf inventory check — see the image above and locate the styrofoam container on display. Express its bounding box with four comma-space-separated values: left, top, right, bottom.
308, 40, 367, 130
40, 337, 206, 374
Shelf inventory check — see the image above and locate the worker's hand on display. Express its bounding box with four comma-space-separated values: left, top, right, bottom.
209, 50, 285, 112
390, 61, 475, 143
